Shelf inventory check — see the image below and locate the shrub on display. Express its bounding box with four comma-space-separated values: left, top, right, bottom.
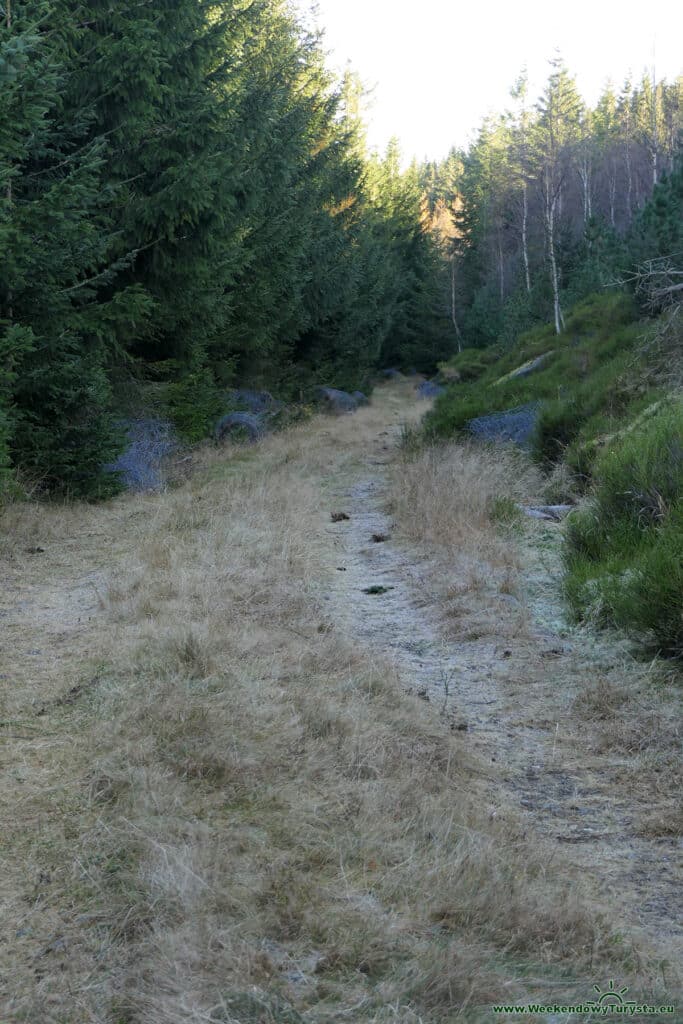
165, 364, 224, 443
11, 338, 125, 499
591, 405, 683, 533
437, 346, 501, 383
533, 398, 583, 465
606, 505, 683, 656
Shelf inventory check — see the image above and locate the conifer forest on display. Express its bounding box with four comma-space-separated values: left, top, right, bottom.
0, 3, 681, 497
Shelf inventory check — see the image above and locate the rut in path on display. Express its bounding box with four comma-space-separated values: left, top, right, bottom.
326, 434, 683, 962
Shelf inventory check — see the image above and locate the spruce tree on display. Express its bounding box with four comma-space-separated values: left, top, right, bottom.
0, 1, 134, 496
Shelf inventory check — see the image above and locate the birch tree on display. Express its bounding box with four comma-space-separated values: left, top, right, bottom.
510, 71, 532, 294
530, 58, 583, 334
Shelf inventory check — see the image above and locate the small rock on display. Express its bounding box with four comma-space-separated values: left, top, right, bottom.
215, 411, 264, 444
493, 351, 555, 385
331, 511, 350, 522
315, 387, 358, 414
226, 389, 282, 415
105, 417, 178, 492
283, 968, 308, 986
416, 380, 445, 399
467, 402, 541, 448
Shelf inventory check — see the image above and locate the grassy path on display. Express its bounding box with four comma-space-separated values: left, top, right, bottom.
0, 382, 679, 1022
330, 438, 683, 963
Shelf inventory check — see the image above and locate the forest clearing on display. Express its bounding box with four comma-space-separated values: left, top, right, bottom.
1, 381, 680, 1022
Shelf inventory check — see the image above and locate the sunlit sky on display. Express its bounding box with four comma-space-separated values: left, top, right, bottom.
292, 0, 683, 163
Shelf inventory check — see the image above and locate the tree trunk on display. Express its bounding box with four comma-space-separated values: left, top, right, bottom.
651, 70, 659, 186
579, 159, 592, 224
451, 257, 462, 353
625, 141, 633, 220
521, 183, 531, 294
608, 164, 617, 228
497, 231, 504, 304
544, 179, 563, 335
548, 226, 563, 335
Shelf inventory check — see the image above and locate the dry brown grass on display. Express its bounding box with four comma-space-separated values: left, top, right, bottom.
387, 431, 683, 979
0, 385, 675, 1023
388, 441, 542, 642
389, 441, 542, 558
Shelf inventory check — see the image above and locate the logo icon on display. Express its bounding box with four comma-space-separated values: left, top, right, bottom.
592, 980, 636, 1009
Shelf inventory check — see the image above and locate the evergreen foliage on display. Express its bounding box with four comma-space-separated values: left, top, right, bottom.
0, 1, 137, 496
2, 8, 679, 499
627, 158, 683, 313
0, 0, 454, 498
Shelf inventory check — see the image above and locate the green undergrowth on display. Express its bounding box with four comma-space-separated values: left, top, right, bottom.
563, 401, 683, 658
424, 290, 683, 662
425, 292, 665, 482
436, 345, 502, 383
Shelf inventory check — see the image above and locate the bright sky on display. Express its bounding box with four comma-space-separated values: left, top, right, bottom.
292, 0, 683, 163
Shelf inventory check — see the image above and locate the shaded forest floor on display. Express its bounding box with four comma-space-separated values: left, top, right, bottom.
0, 382, 681, 1022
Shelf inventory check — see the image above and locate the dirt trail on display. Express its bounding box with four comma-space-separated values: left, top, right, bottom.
326, 419, 683, 962
1, 385, 681, 1020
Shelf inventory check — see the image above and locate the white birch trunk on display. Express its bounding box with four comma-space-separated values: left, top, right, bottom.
521, 182, 531, 294
544, 171, 563, 335
608, 163, 617, 227
578, 159, 592, 224
497, 231, 504, 304
625, 141, 633, 220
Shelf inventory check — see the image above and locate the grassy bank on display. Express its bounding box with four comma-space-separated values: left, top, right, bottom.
427, 292, 663, 481
564, 399, 683, 655
425, 291, 683, 660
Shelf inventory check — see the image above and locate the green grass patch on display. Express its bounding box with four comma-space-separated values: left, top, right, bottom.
563, 401, 683, 657
489, 495, 523, 530
424, 293, 655, 473
437, 345, 502, 383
